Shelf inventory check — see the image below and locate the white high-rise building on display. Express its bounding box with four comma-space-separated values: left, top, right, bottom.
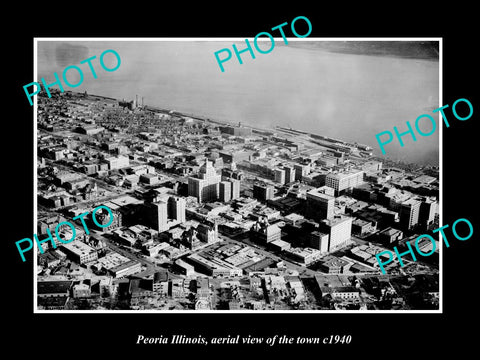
326, 169, 364, 194
294, 164, 310, 181
146, 196, 186, 232
188, 160, 221, 203
274, 168, 286, 184
400, 198, 421, 230
151, 200, 169, 232
168, 196, 186, 223
219, 181, 232, 202
318, 215, 353, 252
284, 166, 295, 184
230, 179, 241, 200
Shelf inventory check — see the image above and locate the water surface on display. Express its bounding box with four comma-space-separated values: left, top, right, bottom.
37, 40, 439, 165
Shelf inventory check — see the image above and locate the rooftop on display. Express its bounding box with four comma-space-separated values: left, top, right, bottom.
321, 255, 349, 268
111, 259, 142, 272
307, 188, 335, 200
320, 214, 353, 227
62, 241, 96, 256
37, 280, 73, 295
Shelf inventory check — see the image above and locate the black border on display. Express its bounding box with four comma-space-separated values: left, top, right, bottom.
6, 4, 479, 356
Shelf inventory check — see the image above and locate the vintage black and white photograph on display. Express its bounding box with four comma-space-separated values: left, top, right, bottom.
33, 39, 441, 312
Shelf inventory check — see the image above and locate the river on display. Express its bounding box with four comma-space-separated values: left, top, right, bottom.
37, 40, 440, 165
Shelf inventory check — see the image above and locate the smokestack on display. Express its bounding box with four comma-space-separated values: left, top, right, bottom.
142, 97, 144, 107
136, 94, 138, 106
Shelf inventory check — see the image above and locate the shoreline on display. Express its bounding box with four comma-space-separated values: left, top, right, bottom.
64, 90, 438, 169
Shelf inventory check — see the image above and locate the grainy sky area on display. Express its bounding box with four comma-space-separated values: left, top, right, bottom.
37, 40, 440, 165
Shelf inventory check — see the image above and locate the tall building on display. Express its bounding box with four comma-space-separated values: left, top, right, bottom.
284, 166, 295, 184
305, 187, 335, 221
230, 179, 241, 200
188, 160, 221, 203
399, 198, 421, 230
168, 196, 186, 223
294, 164, 310, 181
219, 181, 232, 202
326, 170, 364, 195
418, 197, 437, 230
308, 231, 330, 253
274, 168, 286, 184
145, 196, 186, 232
253, 183, 275, 201
188, 177, 203, 201
318, 215, 353, 252
148, 200, 169, 232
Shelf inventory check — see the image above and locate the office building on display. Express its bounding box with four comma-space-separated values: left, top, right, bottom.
219, 181, 232, 202
188, 178, 205, 203
419, 197, 438, 230
253, 183, 275, 201
168, 196, 186, 223
284, 165, 295, 183
104, 155, 129, 170
139, 173, 160, 185
145, 196, 186, 232
147, 200, 169, 232
230, 179, 241, 200
352, 218, 375, 237
282, 219, 318, 247
274, 168, 286, 184
326, 169, 364, 195
188, 160, 221, 203
308, 231, 330, 253
302, 172, 327, 187
305, 187, 335, 221
318, 215, 353, 252
61, 241, 98, 264
294, 164, 310, 181
400, 198, 421, 230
